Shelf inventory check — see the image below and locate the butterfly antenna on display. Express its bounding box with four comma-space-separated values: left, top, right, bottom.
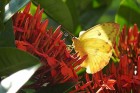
62, 26, 76, 38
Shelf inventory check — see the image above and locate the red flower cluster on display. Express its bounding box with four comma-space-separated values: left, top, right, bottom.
115, 24, 140, 93
71, 24, 140, 93
12, 3, 86, 89
70, 71, 116, 93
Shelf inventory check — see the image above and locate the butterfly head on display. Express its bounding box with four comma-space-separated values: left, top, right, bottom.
72, 37, 81, 50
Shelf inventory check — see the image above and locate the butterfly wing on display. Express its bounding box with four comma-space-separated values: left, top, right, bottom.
72, 38, 112, 74
73, 23, 119, 74
79, 23, 119, 46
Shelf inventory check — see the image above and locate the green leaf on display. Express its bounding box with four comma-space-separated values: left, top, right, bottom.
0, 18, 4, 33
74, 0, 92, 13
92, 0, 112, 8
19, 89, 36, 93
0, 0, 6, 20
78, 0, 120, 34
0, 64, 41, 93
115, 0, 140, 29
96, 0, 120, 23
4, 0, 30, 22
0, 19, 15, 47
79, 7, 108, 31
32, 0, 74, 32
0, 47, 40, 76
35, 82, 76, 93
0, 0, 6, 40
64, 0, 82, 35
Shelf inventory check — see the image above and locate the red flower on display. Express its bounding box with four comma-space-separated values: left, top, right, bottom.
12, 2, 86, 89
70, 71, 116, 93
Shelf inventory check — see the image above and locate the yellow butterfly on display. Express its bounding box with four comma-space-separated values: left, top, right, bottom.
72, 23, 119, 74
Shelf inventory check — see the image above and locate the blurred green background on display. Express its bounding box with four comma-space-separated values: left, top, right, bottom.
32, 0, 121, 36
30, 0, 140, 36
3, 0, 140, 37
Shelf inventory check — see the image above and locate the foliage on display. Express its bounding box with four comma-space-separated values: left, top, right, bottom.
0, 0, 140, 93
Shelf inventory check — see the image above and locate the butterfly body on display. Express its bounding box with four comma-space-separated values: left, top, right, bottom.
72, 23, 119, 74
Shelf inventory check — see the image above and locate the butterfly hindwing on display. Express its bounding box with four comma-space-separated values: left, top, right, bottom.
85, 51, 112, 73
73, 38, 112, 73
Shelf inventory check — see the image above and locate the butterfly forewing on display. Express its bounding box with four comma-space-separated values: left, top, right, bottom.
79, 23, 119, 46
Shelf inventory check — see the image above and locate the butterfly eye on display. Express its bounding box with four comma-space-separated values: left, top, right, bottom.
98, 32, 101, 36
